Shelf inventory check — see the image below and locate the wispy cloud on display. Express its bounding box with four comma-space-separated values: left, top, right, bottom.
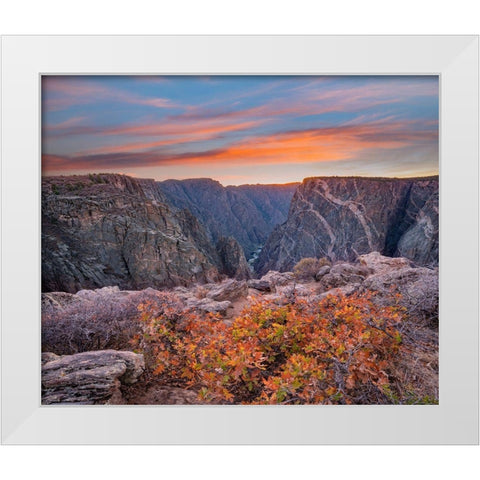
72, 120, 266, 156
42, 117, 437, 173
42, 77, 178, 112
41, 76, 439, 181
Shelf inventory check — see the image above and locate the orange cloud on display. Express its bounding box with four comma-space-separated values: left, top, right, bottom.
152, 122, 437, 166
69, 120, 267, 156
42, 119, 437, 173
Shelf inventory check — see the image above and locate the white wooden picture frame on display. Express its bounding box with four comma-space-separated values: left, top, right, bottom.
1, 35, 478, 444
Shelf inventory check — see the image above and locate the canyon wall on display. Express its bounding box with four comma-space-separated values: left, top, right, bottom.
42, 174, 223, 292
157, 179, 298, 258
255, 176, 439, 274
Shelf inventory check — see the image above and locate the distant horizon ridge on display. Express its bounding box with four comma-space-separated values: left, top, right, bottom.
41, 172, 439, 188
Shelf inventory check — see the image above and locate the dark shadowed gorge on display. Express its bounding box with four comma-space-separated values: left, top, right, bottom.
156, 178, 299, 258
41, 174, 297, 292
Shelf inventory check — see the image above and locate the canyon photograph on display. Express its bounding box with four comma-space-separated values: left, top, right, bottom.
41, 75, 439, 405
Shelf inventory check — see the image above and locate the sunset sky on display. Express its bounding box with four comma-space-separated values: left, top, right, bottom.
42, 75, 439, 185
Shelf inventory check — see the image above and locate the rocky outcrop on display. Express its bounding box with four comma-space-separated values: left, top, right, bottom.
42, 174, 294, 292
253, 252, 438, 324
42, 174, 224, 293
42, 350, 145, 404
157, 178, 298, 258
186, 298, 232, 315
247, 278, 272, 292
256, 176, 438, 274
205, 279, 249, 302
358, 252, 438, 321
40, 252, 437, 404
217, 236, 251, 280
318, 263, 372, 290
258, 270, 294, 288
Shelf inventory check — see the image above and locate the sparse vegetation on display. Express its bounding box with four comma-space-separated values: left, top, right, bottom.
88, 173, 105, 184
41, 290, 182, 355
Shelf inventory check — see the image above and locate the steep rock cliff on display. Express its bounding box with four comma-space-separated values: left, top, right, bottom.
42, 174, 222, 292
157, 179, 298, 258
256, 176, 438, 274
216, 236, 251, 280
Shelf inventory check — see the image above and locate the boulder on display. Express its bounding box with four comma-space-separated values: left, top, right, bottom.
320, 263, 371, 290
217, 236, 251, 280
206, 279, 248, 302
259, 271, 294, 288
357, 251, 415, 275
314, 265, 331, 281
41, 291, 81, 310
276, 284, 312, 298
314, 284, 360, 302
186, 297, 232, 315
247, 279, 272, 292
42, 350, 145, 405
362, 265, 438, 320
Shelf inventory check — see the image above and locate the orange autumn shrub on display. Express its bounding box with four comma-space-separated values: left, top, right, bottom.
135, 292, 405, 404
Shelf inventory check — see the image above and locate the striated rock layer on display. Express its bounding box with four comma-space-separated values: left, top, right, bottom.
42, 174, 224, 292
256, 176, 438, 274
216, 236, 251, 280
42, 350, 145, 405
42, 174, 296, 292
157, 178, 298, 258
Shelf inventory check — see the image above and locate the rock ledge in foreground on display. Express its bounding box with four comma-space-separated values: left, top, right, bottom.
42, 350, 145, 405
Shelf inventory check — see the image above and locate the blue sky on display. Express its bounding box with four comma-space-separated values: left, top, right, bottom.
42, 75, 439, 185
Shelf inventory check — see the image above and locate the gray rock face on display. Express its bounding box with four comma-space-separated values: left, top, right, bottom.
185, 298, 232, 315
42, 174, 295, 292
206, 279, 249, 302
217, 236, 251, 280
259, 271, 295, 288
319, 263, 372, 290
42, 174, 223, 293
256, 176, 439, 274
157, 178, 298, 258
247, 279, 272, 292
315, 265, 331, 281
42, 350, 145, 404
396, 189, 439, 264
358, 252, 438, 321
311, 252, 438, 324
357, 251, 415, 274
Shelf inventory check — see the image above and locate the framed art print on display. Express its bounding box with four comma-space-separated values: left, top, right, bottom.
1, 35, 478, 444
